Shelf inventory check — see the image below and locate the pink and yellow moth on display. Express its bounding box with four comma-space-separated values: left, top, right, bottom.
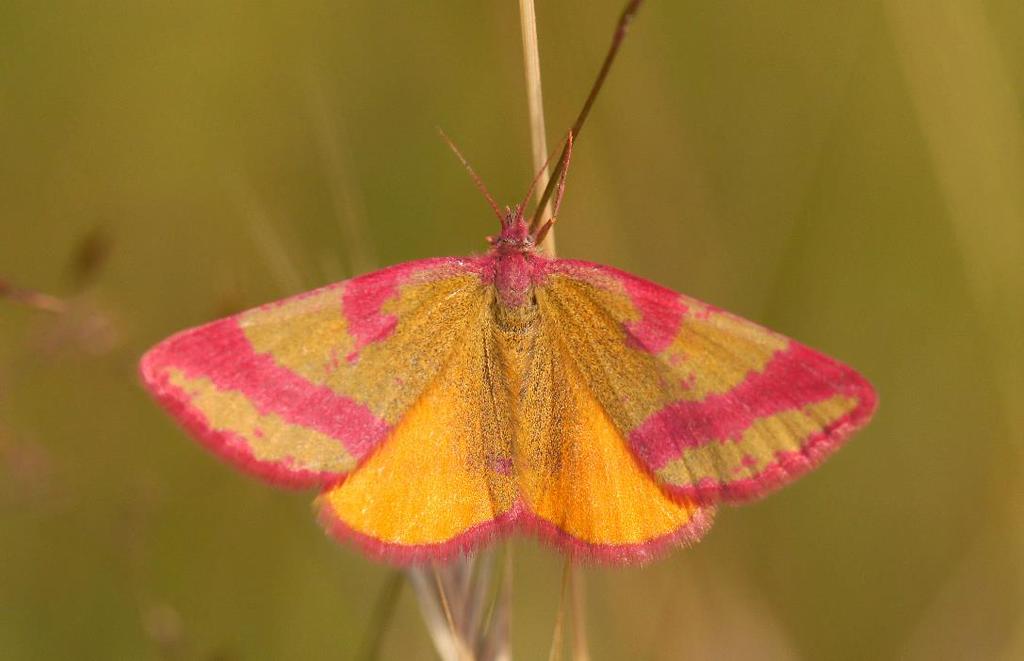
140, 136, 876, 565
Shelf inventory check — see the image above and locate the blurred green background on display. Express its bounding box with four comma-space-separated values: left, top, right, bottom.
2, 1, 1022, 659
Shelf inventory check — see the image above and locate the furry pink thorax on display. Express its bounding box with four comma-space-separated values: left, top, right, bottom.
486, 211, 548, 308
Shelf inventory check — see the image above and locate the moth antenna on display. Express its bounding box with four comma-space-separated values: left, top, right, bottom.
515, 135, 568, 223
550, 132, 573, 220
531, 133, 572, 245
534, 217, 556, 246
437, 128, 504, 224
529, 0, 645, 232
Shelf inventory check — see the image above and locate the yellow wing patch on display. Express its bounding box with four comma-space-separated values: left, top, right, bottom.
654, 394, 859, 488
241, 285, 354, 386
240, 271, 486, 426
661, 310, 788, 402
537, 273, 787, 436
512, 301, 710, 553
318, 301, 517, 554
166, 368, 356, 474
518, 370, 704, 547
319, 374, 515, 548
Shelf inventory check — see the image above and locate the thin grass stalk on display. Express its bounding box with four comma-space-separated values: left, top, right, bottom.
519, 0, 556, 256
885, 5, 1024, 657
409, 565, 474, 661
884, 0, 1024, 430
530, 0, 645, 232
547, 559, 573, 661
304, 71, 378, 278
432, 565, 466, 655
355, 572, 404, 661
0, 280, 68, 314
232, 179, 308, 294
570, 567, 590, 661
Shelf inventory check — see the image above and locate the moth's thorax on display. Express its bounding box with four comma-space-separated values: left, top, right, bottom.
488, 213, 547, 310
492, 251, 536, 309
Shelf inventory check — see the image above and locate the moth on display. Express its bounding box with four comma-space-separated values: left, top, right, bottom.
140, 136, 876, 564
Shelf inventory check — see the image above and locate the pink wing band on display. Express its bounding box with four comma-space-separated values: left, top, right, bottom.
548, 259, 707, 353
663, 398, 874, 504
630, 342, 877, 468
546, 259, 878, 505
144, 366, 343, 487
143, 318, 389, 456
139, 258, 478, 489
341, 256, 464, 359
318, 499, 715, 566
637, 343, 877, 504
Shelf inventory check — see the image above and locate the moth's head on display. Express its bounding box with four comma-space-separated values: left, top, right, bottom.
487, 207, 537, 254
437, 128, 565, 255
488, 134, 569, 254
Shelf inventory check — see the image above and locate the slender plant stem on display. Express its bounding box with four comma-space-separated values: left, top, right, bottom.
548, 558, 573, 661
355, 571, 404, 661
234, 179, 309, 293
570, 567, 590, 661
433, 566, 460, 644
478, 545, 507, 641
305, 70, 377, 277
530, 0, 646, 232
519, 0, 556, 256
0, 280, 68, 314
433, 565, 473, 661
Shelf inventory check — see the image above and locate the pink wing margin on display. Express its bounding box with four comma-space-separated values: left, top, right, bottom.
544, 259, 878, 505
139, 257, 482, 488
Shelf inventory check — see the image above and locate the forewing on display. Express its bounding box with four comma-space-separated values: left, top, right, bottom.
317, 292, 519, 563
512, 314, 713, 562
540, 260, 877, 504
140, 257, 487, 487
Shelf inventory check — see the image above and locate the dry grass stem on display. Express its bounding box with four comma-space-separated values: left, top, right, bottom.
231, 179, 309, 294
355, 571, 404, 661
885, 0, 1024, 426
433, 566, 457, 633
409, 566, 470, 661
548, 559, 573, 661
518, 0, 556, 256
530, 0, 645, 232
0, 280, 68, 314
570, 567, 590, 661
305, 71, 378, 277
